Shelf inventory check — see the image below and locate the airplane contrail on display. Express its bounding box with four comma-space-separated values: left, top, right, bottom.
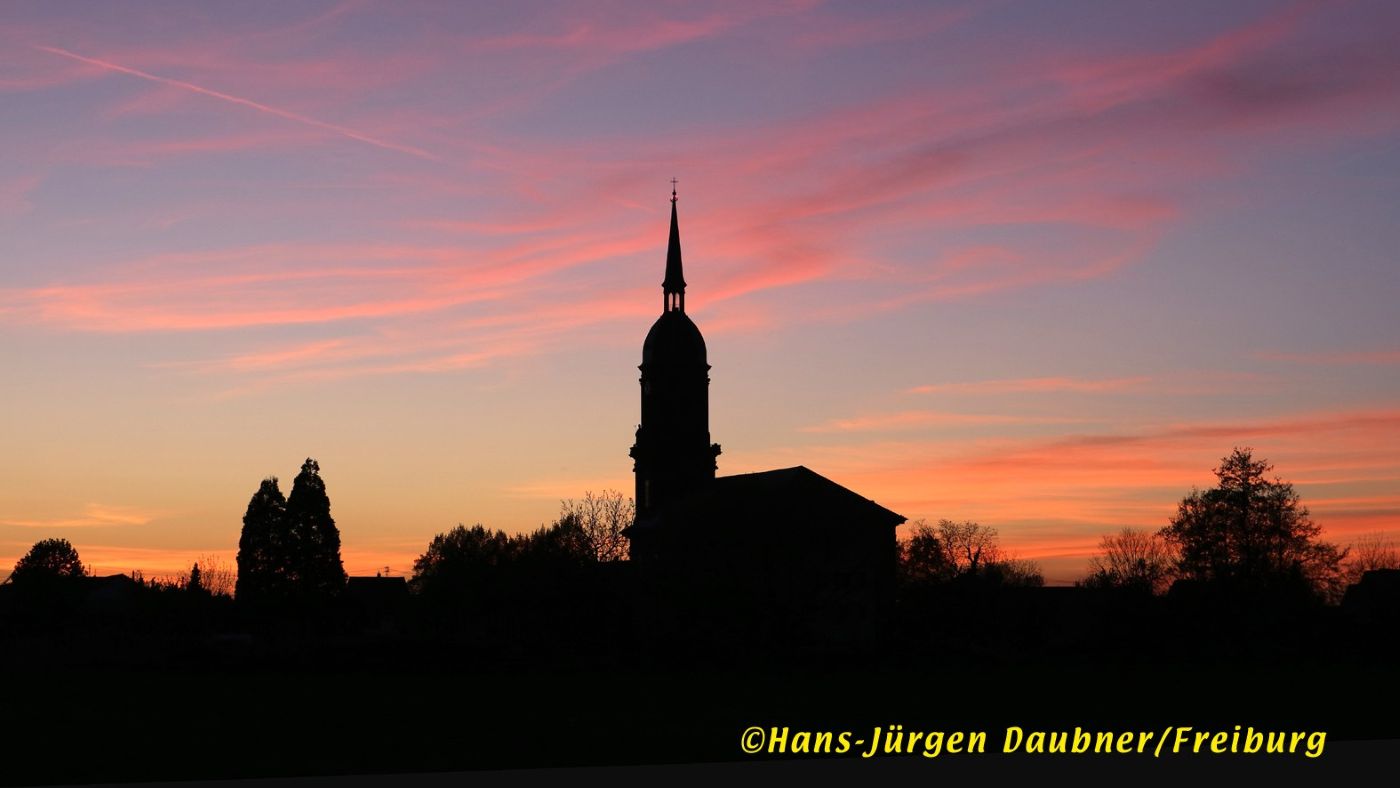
34, 44, 438, 161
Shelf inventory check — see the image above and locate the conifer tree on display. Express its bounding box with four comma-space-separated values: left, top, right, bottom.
286, 458, 347, 598
235, 477, 287, 602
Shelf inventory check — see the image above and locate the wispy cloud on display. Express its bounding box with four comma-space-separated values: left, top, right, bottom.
504, 477, 634, 501
0, 174, 42, 217
909, 376, 1152, 395
1257, 348, 1400, 365
33, 44, 438, 160
1, 503, 155, 529
712, 404, 1400, 582
7, 1, 1398, 388
0, 230, 653, 332
472, 0, 822, 61
801, 410, 1084, 434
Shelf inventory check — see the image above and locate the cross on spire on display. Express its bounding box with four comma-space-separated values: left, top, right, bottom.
670, 177, 678, 203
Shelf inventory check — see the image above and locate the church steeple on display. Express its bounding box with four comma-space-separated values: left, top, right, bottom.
630, 183, 720, 523
663, 182, 685, 313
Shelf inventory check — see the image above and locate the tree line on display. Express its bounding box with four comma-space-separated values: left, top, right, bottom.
1077, 447, 1395, 603
888, 446, 1395, 606
6, 447, 1393, 616
2, 460, 632, 601
897, 518, 1045, 589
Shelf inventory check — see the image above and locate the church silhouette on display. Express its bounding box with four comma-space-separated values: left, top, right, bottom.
626, 187, 906, 644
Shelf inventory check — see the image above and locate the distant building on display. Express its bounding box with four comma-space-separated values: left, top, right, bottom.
345, 575, 409, 635
83, 573, 142, 613
1342, 569, 1400, 628
627, 188, 904, 643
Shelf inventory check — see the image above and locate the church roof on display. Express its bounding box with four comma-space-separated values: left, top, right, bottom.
637, 466, 905, 531
712, 466, 905, 526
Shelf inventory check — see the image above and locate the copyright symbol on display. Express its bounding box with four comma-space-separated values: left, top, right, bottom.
741, 726, 766, 754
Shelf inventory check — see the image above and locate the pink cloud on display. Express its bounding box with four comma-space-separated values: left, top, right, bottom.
909, 377, 1153, 395
158, 286, 660, 393
6, 1, 1399, 390
1041, 0, 1318, 116
1, 224, 662, 332
202, 339, 354, 373
802, 410, 1085, 434
473, 1, 816, 55
0, 175, 42, 217
787, 3, 976, 51
1257, 348, 1400, 365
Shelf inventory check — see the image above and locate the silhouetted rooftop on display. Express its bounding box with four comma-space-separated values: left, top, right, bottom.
637, 466, 905, 530
346, 576, 407, 588
714, 466, 904, 525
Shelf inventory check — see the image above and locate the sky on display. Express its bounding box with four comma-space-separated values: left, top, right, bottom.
1, 0, 1398, 585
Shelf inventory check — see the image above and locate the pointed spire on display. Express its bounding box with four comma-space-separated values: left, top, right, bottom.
663, 180, 685, 312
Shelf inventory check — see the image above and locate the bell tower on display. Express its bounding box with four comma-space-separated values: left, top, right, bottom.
629, 185, 721, 522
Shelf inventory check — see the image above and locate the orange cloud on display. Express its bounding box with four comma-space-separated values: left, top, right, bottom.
504, 477, 635, 501
1, 503, 156, 529
729, 407, 1400, 581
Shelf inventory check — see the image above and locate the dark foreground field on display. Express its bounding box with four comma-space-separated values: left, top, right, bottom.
5, 575, 1399, 785
5, 648, 1397, 786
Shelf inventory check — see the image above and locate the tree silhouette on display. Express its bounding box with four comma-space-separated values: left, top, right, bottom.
983, 557, 1045, 588
897, 519, 1043, 587
235, 477, 288, 603
10, 538, 87, 586
936, 519, 1003, 576
1344, 532, 1400, 585
285, 458, 347, 599
1160, 447, 1347, 600
175, 553, 236, 597
408, 518, 598, 640
898, 519, 954, 585
409, 523, 518, 608
557, 490, 634, 562
1085, 528, 1176, 594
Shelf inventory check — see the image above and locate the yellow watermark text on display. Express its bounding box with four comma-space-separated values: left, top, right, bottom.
740, 725, 1326, 759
